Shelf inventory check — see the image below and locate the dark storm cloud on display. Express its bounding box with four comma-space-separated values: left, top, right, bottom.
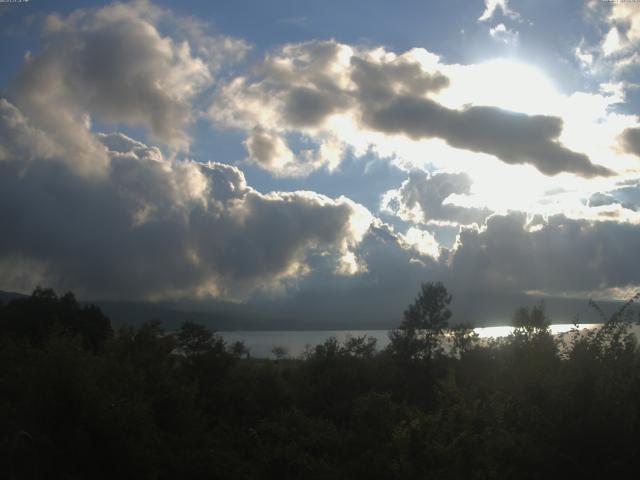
240, 210, 640, 326
0, 100, 370, 300
447, 212, 640, 294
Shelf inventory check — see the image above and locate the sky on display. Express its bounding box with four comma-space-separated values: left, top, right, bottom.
1, 0, 640, 326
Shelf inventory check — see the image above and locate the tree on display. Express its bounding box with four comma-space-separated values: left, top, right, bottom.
229, 340, 250, 359
0, 287, 112, 350
271, 345, 288, 360
389, 282, 452, 360
450, 323, 479, 358
511, 302, 550, 338
176, 320, 216, 357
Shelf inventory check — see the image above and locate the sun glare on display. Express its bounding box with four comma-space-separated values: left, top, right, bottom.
437, 58, 560, 116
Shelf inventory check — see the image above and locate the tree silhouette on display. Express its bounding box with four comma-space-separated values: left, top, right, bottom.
0, 287, 112, 351
511, 301, 550, 337
389, 281, 452, 360
176, 320, 216, 357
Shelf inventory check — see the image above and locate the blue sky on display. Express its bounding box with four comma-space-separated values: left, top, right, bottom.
1, 0, 640, 325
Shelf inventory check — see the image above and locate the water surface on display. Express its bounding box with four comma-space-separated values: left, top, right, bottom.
220, 323, 611, 358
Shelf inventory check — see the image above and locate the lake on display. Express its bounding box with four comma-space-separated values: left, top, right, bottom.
219, 323, 611, 358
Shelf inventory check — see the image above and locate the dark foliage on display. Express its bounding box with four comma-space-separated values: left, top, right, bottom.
0, 287, 112, 351
1, 285, 640, 479
388, 281, 452, 361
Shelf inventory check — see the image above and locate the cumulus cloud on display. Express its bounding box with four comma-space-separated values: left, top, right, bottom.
0, 3, 378, 303
243, 127, 343, 177
2, 0, 636, 314
0, 98, 69, 165
382, 171, 492, 226
447, 212, 640, 296
0, 98, 372, 300
349, 54, 450, 102
399, 227, 441, 259
244, 128, 297, 174
210, 40, 353, 131
212, 40, 612, 178
9, 1, 244, 155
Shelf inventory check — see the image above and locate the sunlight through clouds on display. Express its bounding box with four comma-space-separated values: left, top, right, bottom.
2, 0, 640, 314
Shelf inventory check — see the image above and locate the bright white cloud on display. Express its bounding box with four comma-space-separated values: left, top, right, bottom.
399, 227, 441, 259
489, 23, 519, 44
603, 26, 623, 56
212, 41, 620, 182
478, 0, 519, 22
212, 39, 640, 235
606, 4, 640, 55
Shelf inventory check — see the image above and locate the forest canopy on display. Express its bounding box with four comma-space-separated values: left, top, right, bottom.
1, 284, 639, 479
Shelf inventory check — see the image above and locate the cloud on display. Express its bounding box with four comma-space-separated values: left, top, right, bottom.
243, 127, 343, 177
603, 3, 640, 57
252, 205, 640, 323
588, 179, 640, 212
244, 127, 297, 175
349, 54, 450, 102
576, 3, 640, 76
210, 40, 353, 130
575, 42, 595, 68
0, 98, 69, 165
9, 1, 243, 153
3, 0, 636, 313
0, 99, 372, 300
356, 90, 612, 177
603, 26, 624, 57
171, 14, 250, 67
399, 227, 441, 259
489, 23, 519, 44
212, 40, 611, 178
620, 127, 640, 157
447, 212, 640, 296
478, 0, 519, 22
282, 86, 346, 127
382, 171, 492, 226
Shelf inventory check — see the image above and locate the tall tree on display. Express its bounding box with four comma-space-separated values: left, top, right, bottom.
389, 282, 452, 360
